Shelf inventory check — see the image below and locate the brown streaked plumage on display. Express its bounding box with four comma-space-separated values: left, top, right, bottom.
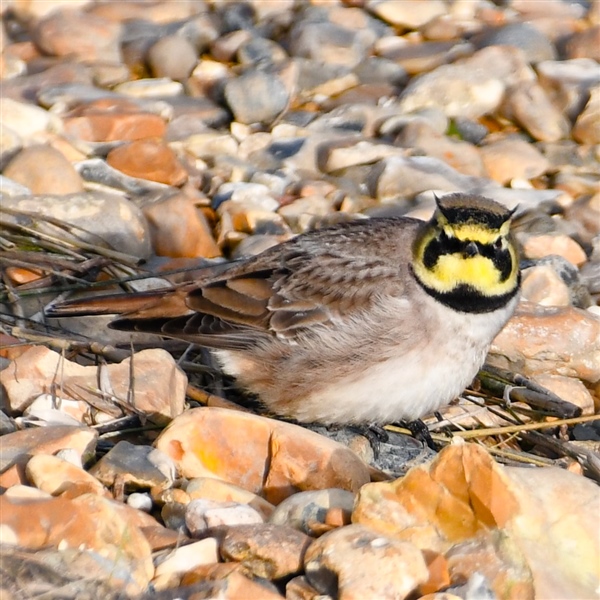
47, 193, 520, 425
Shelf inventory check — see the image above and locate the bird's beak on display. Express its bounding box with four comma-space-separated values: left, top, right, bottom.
464, 241, 479, 258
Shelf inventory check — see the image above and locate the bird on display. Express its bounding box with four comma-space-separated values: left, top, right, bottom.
46, 193, 521, 427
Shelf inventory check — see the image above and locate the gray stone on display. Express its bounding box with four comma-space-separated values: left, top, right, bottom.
473, 22, 557, 63
289, 20, 375, 68
90, 441, 176, 490
269, 488, 355, 535
1, 191, 152, 259
147, 35, 198, 80
224, 69, 290, 124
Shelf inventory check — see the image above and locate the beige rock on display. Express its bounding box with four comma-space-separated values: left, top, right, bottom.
521, 265, 571, 306
503, 81, 570, 142
304, 524, 428, 600
480, 137, 549, 184
522, 234, 587, 266
25, 454, 108, 497
185, 498, 264, 536
33, 9, 122, 62
154, 407, 370, 505
220, 523, 312, 579
3, 485, 51, 501
573, 87, 600, 145
488, 301, 600, 385
0, 425, 97, 488
395, 120, 485, 177
143, 192, 221, 259
505, 466, 600, 599
153, 538, 219, 580
0, 98, 53, 138
0, 346, 186, 425
353, 442, 600, 599
183, 569, 285, 599
186, 477, 275, 519
0, 493, 153, 594
531, 374, 595, 416
3, 145, 84, 195
269, 488, 355, 536
368, 0, 446, 28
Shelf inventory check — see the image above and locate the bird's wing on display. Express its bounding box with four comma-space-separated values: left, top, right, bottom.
48, 218, 419, 349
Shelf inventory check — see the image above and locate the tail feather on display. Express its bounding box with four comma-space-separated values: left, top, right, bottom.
45, 288, 190, 319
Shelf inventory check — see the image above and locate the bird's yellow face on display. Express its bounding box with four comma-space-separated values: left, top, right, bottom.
412, 196, 520, 313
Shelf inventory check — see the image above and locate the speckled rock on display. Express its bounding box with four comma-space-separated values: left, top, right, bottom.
220, 523, 312, 580
304, 524, 429, 600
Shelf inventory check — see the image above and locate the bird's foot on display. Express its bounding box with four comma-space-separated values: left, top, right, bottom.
399, 419, 438, 451
347, 424, 389, 459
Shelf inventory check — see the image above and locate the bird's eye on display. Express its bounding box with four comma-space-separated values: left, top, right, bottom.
494, 238, 504, 250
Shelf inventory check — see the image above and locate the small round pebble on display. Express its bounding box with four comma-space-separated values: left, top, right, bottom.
127, 492, 153, 513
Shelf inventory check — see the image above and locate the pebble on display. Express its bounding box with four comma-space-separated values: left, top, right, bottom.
0, 493, 154, 594
0, 97, 54, 137
143, 191, 222, 259
106, 139, 188, 186
26, 453, 108, 497
304, 524, 429, 600
522, 234, 587, 267
2, 347, 186, 425
395, 120, 485, 177
33, 9, 122, 63
0, 425, 97, 488
480, 136, 549, 185
147, 35, 198, 80
153, 538, 219, 579
90, 441, 176, 491
224, 69, 291, 125
154, 407, 370, 505
1, 192, 152, 259
573, 87, 600, 145
353, 442, 600, 599
521, 265, 572, 307
3, 145, 84, 195
472, 22, 556, 63
128, 492, 154, 513
489, 302, 600, 385
220, 523, 312, 580
114, 77, 184, 98
367, 0, 446, 29
186, 477, 275, 519
62, 98, 167, 142
289, 21, 375, 69
185, 498, 264, 536
269, 488, 355, 536
398, 46, 534, 119
501, 81, 570, 142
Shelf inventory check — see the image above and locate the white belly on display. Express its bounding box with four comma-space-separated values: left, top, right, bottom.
292, 302, 516, 424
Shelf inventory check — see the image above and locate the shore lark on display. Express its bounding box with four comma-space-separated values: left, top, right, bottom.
47, 193, 521, 426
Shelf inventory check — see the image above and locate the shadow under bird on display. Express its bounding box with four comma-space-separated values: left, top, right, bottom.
46, 193, 521, 426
